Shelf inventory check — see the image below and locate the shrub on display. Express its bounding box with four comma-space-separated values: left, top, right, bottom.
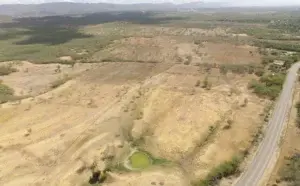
194, 40, 204, 47
260, 73, 285, 87
0, 83, 14, 95
195, 80, 201, 87
184, 55, 192, 65
202, 76, 212, 90
0, 83, 15, 103
261, 56, 274, 66
202, 76, 209, 88
296, 102, 300, 128
254, 68, 265, 77
256, 40, 300, 52
220, 65, 228, 75
219, 64, 263, 76
249, 80, 280, 100
248, 73, 285, 100
280, 154, 300, 186
242, 98, 248, 107
0, 65, 17, 76
193, 156, 242, 186
50, 75, 71, 89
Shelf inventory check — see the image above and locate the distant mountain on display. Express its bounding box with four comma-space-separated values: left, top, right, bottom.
0, 1, 229, 17
177, 1, 229, 9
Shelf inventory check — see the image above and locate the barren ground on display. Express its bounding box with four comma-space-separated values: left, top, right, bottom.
0, 58, 266, 186
0, 19, 267, 186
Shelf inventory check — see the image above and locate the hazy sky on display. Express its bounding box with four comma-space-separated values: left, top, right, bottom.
1, 0, 300, 6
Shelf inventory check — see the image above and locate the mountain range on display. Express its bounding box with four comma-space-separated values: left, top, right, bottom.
0, 1, 229, 17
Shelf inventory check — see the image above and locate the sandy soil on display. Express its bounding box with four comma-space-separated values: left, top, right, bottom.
59, 56, 73, 61
0, 61, 265, 186
92, 36, 261, 65
0, 61, 94, 96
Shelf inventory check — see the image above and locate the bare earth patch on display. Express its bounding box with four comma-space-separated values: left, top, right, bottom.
0, 61, 94, 96
92, 35, 261, 66
59, 56, 73, 61
0, 61, 266, 185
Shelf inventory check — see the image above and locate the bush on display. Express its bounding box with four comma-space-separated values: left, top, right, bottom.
50, 75, 71, 89
193, 156, 242, 186
0, 83, 14, 95
255, 40, 300, 52
202, 76, 212, 90
184, 55, 192, 65
260, 73, 285, 87
241, 98, 248, 107
0, 83, 15, 103
195, 80, 201, 87
261, 56, 274, 66
219, 64, 263, 75
194, 40, 204, 47
0, 65, 17, 76
280, 154, 300, 186
248, 73, 285, 100
296, 102, 300, 128
249, 80, 279, 100
254, 68, 265, 77
220, 65, 228, 75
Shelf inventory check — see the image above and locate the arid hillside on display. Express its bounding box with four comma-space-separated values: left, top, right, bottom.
0, 59, 268, 186
1, 9, 300, 186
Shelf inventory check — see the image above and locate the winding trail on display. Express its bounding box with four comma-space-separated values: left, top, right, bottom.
234, 62, 300, 186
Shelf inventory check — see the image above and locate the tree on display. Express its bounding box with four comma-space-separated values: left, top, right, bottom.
220, 65, 228, 75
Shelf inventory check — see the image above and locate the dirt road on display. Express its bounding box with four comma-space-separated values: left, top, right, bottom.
234, 62, 300, 186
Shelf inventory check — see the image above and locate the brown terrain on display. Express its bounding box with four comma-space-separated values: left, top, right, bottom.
0, 23, 268, 186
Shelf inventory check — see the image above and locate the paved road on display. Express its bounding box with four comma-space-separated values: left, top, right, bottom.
234, 62, 300, 186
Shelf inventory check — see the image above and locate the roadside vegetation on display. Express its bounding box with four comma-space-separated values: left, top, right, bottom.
193, 155, 243, 186
248, 73, 285, 100
279, 154, 300, 186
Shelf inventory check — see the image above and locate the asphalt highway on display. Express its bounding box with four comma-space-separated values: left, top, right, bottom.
234, 62, 300, 186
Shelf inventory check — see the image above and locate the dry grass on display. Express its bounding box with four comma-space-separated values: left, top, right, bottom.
0, 65, 17, 76
50, 75, 72, 89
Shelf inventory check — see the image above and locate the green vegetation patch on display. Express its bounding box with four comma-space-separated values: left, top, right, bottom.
0, 83, 15, 103
280, 154, 300, 186
129, 151, 152, 169
0, 27, 121, 63
219, 64, 264, 75
193, 156, 242, 186
296, 102, 300, 128
255, 40, 300, 53
248, 73, 285, 100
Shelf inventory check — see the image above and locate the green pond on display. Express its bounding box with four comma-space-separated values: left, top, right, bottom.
129, 151, 152, 169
